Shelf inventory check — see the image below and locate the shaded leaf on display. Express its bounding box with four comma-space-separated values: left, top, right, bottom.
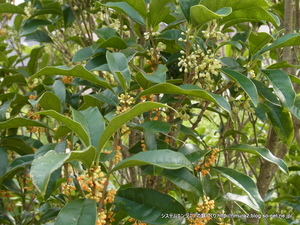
178, 0, 200, 21
35, 110, 90, 147
225, 144, 288, 174
137, 83, 231, 115
221, 193, 260, 212
38, 91, 62, 113
0, 118, 48, 130
134, 121, 171, 135
0, 3, 25, 14
115, 187, 185, 224
212, 167, 264, 211
149, 0, 172, 28
110, 150, 193, 172
54, 199, 97, 225
30, 65, 113, 92
221, 68, 258, 106
179, 144, 210, 162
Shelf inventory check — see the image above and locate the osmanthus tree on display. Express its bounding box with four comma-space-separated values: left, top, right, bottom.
0, 0, 300, 224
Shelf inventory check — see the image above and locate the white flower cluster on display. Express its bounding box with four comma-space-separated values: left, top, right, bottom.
178, 45, 222, 81
144, 31, 160, 40
24, 2, 36, 18
176, 104, 191, 121
202, 30, 229, 40
116, 93, 135, 114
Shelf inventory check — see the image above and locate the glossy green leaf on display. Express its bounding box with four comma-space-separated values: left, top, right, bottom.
149, 0, 172, 28
101, 2, 145, 26
62, 4, 75, 27
0, 137, 34, 155
30, 65, 113, 92
0, 75, 27, 88
262, 69, 296, 109
199, 0, 270, 11
20, 19, 52, 36
190, 5, 232, 27
253, 80, 280, 105
28, 46, 45, 75
267, 61, 300, 69
66, 146, 96, 169
135, 121, 171, 135
99, 37, 127, 49
0, 118, 48, 130
24, 30, 53, 43
38, 91, 62, 113
225, 144, 288, 174
31, 147, 96, 196
137, 83, 231, 115
0, 147, 8, 177
249, 32, 273, 55
179, 144, 210, 162
143, 64, 167, 84
254, 33, 300, 58
53, 80, 66, 106
54, 199, 97, 225
35, 110, 90, 147
98, 102, 172, 151
221, 193, 261, 212
0, 155, 34, 186
0, 101, 11, 121
266, 103, 294, 147
222, 68, 258, 106
161, 168, 203, 196
30, 2, 62, 17
72, 46, 98, 62
212, 167, 264, 211
30, 151, 69, 196
290, 96, 300, 120
71, 107, 105, 148
106, 51, 130, 90
0, 3, 25, 14
125, 0, 147, 17
114, 187, 185, 224
178, 0, 200, 21
110, 150, 193, 172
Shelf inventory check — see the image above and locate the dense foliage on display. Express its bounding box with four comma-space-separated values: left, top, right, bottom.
0, 0, 300, 224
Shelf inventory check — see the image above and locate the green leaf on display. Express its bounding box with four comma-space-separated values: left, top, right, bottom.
54, 199, 97, 225
0, 147, 8, 177
35, 110, 90, 147
97, 102, 172, 151
178, 0, 200, 21
30, 65, 113, 92
71, 107, 105, 148
190, 5, 232, 27
221, 193, 261, 212
99, 37, 127, 50
290, 96, 300, 120
114, 187, 185, 224
0, 137, 34, 155
25, 30, 53, 43
106, 51, 130, 90
53, 80, 66, 106
30, 151, 69, 196
135, 121, 171, 135
101, 2, 145, 26
125, 0, 147, 17
143, 64, 167, 84
212, 167, 264, 211
253, 80, 280, 105
0, 75, 27, 88
179, 144, 210, 162
62, 4, 75, 27
225, 144, 288, 174
110, 150, 193, 173
31, 147, 96, 196
261, 69, 296, 109
149, 0, 172, 28
161, 168, 203, 196
0, 3, 25, 14
221, 68, 258, 106
38, 91, 62, 113
137, 83, 231, 115
66, 146, 96, 169
28, 46, 45, 75
0, 101, 11, 121
254, 33, 300, 58
249, 32, 273, 55
20, 19, 52, 36
0, 155, 34, 186
0, 118, 48, 130
266, 103, 294, 147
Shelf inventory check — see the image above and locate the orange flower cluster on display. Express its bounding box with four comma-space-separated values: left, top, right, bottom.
114, 145, 122, 164
61, 76, 73, 84
76, 166, 106, 202
96, 209, 115, 225
128, 218, 147, 225
195, 148, 220, 176
61, 178, 76, 195
188, 196, 215, 225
